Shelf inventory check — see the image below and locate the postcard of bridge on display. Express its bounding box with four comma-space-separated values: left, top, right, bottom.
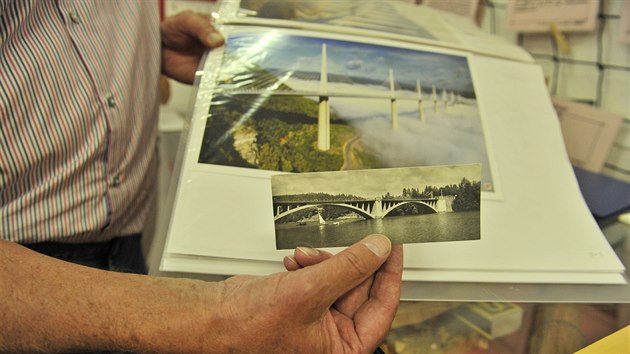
197, 28, 500, 197
271, 164, 481, 249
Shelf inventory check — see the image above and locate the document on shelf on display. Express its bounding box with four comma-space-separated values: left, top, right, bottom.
619, 1, 630, 43
552, 98, 623, 173
506, 0, 599, 32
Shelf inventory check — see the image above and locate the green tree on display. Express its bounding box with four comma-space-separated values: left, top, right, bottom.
452, 178, 481, 211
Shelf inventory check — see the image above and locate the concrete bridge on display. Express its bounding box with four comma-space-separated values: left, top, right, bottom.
273, 196, 455, 222
217, 43, 461, 151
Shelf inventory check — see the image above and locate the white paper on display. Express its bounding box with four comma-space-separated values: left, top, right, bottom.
424, 0, 481, 22
161, 48, 625, 284
157, 0, 625, 286
161, 253, 626, 285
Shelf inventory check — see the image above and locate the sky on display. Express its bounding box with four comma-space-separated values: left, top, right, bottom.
271, 164, 481, 198
224, 31, 475, 94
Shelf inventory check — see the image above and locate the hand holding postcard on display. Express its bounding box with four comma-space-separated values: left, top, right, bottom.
271, 164, 481, 249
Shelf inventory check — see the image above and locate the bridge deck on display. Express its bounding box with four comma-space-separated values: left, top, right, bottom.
216, 89, 426, 100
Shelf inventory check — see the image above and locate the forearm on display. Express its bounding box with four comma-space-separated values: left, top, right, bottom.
0, 235, 402, 353
0, 240, 225, 353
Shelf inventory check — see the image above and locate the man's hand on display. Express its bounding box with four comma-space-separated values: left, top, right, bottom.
213, 234, 403, 353
0, 235, 402, 353
160, 11, 224, 84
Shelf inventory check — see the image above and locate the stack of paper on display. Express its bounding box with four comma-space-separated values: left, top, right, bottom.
155, 0, 626, 289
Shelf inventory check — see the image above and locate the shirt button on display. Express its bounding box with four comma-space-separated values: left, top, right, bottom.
69, 11, 81, 24
106, 95, 116, 108
112, 175, 121, 187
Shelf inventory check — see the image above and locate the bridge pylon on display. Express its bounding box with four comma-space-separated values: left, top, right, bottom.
318, 43, 330, 151
417, 79, 425, 122
389, 69, 398, 130
318, 97, 330, 150
442, 89, 448, 110
372, 198, 383, 218
436, 195, 455, 212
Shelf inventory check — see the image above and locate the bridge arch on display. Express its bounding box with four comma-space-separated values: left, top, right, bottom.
274, 203, 375, 222
382, 201, 437, 217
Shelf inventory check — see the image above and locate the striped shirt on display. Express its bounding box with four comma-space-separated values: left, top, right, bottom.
0, 0, 161, 243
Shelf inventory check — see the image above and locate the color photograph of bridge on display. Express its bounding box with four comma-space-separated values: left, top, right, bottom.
198, 31, 495, 191
271, 164, 481, 249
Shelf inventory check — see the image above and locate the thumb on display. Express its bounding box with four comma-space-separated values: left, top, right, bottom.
166, 12, 224, 48
185, 13, 224, 48
307, 234, 392, 304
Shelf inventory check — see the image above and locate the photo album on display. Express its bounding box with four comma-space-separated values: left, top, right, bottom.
157, 0, 626, 289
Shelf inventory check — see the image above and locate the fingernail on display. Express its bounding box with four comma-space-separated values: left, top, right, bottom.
361, 234, 391, 256
297, 246, 319, 256
284, 255, 298, 266
207, 32, 224, 44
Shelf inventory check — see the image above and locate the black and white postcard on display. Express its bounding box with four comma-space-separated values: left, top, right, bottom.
271, 164, 481, 249
197, 29, 498, 193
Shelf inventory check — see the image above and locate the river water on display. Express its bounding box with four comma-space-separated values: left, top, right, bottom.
275, 211, 480, 249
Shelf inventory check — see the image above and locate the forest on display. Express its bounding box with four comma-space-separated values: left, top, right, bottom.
199, 94, 363, 172
384, 177, 481, 215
